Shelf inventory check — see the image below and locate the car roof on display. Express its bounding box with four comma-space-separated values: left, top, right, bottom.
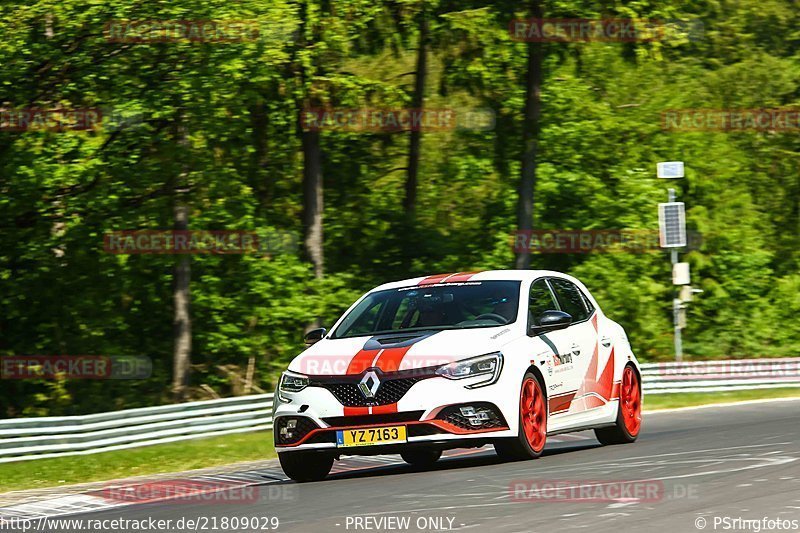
371, 270, 579, 292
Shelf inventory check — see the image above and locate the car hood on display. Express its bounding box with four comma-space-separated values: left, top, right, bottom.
288, 327, 520, 376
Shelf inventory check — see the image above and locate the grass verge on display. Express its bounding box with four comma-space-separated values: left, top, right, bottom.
0, 431, 276, 494
644, 387, 800, 410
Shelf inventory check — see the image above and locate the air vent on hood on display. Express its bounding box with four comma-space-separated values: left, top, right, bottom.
375, 335, 425, 345
362, 329, 441, 350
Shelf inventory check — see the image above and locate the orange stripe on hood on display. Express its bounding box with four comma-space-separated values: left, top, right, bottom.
417, 273, 454, 285
346, 349, 381, 375
374, 345, 413, 373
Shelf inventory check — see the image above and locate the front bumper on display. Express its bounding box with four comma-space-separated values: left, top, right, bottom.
274, 373, 515, 452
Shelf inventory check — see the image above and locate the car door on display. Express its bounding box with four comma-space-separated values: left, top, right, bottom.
547, 277, 602, 416
526, 278, 577, 416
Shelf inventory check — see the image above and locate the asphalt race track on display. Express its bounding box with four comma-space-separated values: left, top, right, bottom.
21, 400, 800, 533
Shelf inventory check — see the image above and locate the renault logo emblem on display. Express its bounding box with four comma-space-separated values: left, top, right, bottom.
358, 370, 381, 399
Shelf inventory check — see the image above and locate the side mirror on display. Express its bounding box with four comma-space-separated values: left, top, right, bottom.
529, 310, 572, 336
304, 327, 327, 345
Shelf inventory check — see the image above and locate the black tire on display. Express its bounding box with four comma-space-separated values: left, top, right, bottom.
400, 449, 442, 467
279, 451, 334, 482
594, 364, 642, 445
494, 372, 547, 461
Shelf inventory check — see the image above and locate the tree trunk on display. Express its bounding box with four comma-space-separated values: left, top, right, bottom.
172, 203, 191, 401
302, 127, 324, 279
404, 8, 428, 215
249, 97, 272, 210
515, 0, 544, 270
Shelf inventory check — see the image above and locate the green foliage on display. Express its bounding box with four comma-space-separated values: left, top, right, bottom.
1, 0, 798, 416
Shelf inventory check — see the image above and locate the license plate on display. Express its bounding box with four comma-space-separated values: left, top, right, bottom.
336, 426, 407, 447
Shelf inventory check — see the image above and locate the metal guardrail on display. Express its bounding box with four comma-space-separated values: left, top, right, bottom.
641, 358, 800, 394
0, 394, 274, 464
1, 358, 799, 463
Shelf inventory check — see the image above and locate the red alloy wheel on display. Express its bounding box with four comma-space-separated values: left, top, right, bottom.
520, 377, 547, 453
620, 366, 642, 436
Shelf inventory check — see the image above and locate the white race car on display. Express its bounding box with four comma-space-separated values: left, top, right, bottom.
274, 270, 642, 481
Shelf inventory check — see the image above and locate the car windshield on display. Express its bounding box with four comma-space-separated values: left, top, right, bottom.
332, 281, 521, 339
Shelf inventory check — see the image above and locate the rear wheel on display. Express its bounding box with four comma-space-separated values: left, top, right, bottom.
401, 449, 442, 467
494, 372, 547, 460
595, 365, 642, 445
279, 451, 333, 482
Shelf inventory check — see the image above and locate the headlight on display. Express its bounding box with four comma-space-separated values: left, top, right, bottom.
279, 371, 309, 393
435, 352, 503, 388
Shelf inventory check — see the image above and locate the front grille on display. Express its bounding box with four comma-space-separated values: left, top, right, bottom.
437, 403, 507, 431
317, 376, 426, 407
274, 416, 318, 445
322, 410, 424, 427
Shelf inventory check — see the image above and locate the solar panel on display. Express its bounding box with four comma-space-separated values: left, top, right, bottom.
658, 202, 686, 247
657, 161, 684, 178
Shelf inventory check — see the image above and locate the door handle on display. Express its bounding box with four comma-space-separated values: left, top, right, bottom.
601, 337, 612, 348
570, 343, 581, 356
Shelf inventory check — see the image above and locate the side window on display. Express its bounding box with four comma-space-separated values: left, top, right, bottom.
549, 278, 592, 322
528, 279, 559, 326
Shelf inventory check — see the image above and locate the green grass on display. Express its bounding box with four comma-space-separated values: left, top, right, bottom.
644, 387, 800, 410
0, 431, 276, 494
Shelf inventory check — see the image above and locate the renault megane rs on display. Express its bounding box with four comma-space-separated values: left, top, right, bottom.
274, 270, 642, 481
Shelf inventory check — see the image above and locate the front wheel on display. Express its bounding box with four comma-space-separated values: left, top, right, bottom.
279, 451, 333, 482
595, 365, 642, 445
401, 449, 442, 467
494, 372, 547, 461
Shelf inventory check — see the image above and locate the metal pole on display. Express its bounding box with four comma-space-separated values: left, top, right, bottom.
668, 188, 682, 362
